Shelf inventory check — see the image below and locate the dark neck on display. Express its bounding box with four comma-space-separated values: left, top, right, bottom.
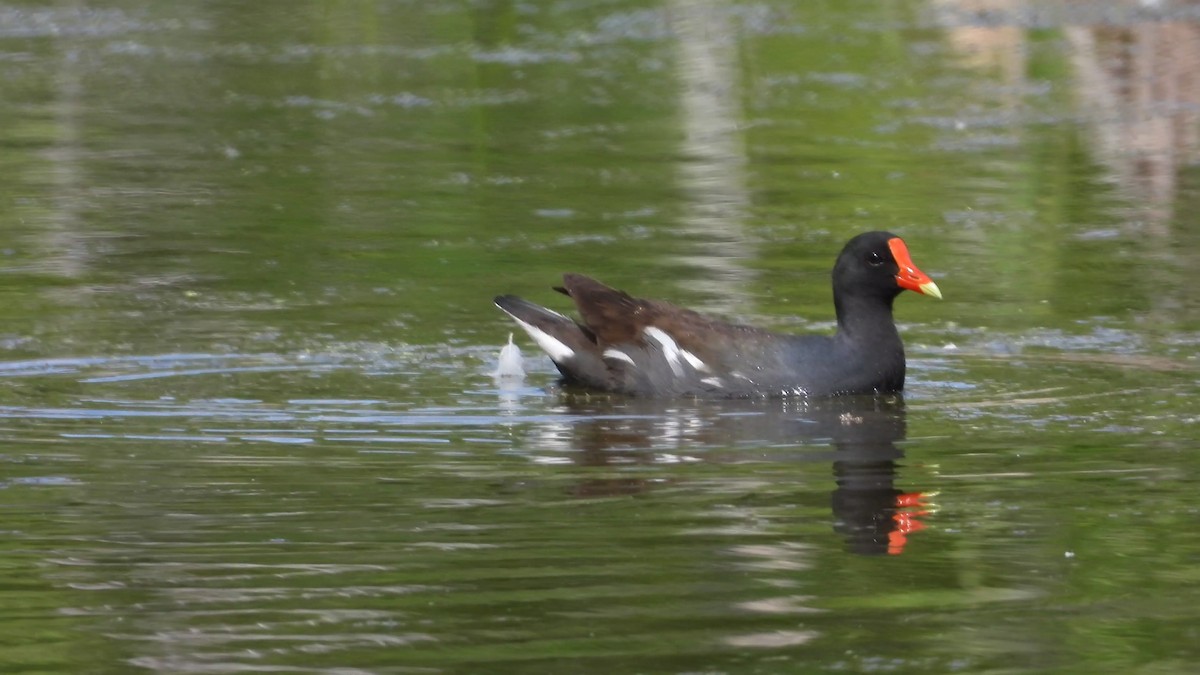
834, 293, 900, 345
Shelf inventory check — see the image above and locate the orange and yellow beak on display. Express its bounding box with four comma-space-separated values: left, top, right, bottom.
888, 238, 942, 299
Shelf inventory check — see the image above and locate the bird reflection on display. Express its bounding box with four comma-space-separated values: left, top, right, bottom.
541, 392, 931, 556
823, 399, 931, 556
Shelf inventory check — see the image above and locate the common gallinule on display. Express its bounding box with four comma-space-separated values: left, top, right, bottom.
494, 231, 941, 397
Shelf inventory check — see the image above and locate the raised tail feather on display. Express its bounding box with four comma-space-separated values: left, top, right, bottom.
493, 296, 607, 385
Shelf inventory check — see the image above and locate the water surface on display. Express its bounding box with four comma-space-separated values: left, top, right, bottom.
1, 1, 1198, 673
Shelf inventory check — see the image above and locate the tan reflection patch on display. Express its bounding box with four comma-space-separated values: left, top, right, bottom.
724, 630, 819, 648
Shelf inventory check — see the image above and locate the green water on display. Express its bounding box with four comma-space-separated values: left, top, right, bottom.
1, 1, 1198, 673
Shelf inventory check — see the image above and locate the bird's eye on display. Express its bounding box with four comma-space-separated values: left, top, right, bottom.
866, 251, 885, 267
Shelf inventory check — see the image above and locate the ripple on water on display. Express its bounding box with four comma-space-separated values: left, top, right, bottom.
0, 338, 1193, 673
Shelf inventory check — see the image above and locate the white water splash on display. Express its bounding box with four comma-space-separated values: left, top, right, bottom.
492, 333, 526, 382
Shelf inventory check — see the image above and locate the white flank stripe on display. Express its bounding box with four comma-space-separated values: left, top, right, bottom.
701, 376, 724, 388
602, 348, 636, 366
644, 326, 684, 376
680, 350, 709, 373
511, 317, 575, 363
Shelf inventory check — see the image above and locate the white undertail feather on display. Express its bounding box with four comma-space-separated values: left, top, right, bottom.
509, 316, 575, 363
644, 326, 684, 377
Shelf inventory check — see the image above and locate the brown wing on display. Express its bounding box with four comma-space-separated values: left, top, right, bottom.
557, 273, 770, 363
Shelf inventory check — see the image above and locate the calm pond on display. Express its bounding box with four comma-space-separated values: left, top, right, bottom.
1, 1, 1199, 673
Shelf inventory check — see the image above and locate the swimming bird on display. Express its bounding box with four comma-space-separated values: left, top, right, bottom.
494, 231, 941, 397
